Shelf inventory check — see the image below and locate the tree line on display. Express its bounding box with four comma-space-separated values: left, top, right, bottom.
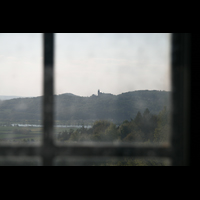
57, 106, 170, 143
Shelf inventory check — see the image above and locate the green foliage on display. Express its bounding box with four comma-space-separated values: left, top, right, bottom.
97, 157, 167, 166
154, 106, 170, 143
119, 121, 132, 140
0, 104, 171, 165
134, 111, 143, 125
57, 130, 73, 141
57, 106, 170, 145
123, 130, 145, 142
69, 131, 80, 141
103, 123, 120, 142
92, 120, 112, 135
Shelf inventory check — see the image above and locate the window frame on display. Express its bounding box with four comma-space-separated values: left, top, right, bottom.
0, 33, 191, 166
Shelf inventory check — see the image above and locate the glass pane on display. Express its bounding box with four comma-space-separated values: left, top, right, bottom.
55, 33, 171, 146
0, 33, 42, 145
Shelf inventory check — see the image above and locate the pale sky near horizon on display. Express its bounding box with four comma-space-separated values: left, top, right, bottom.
0, 33, 171, 97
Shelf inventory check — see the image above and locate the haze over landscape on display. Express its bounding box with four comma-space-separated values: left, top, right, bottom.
0, 33, 171, 98
0, 34, 172, 166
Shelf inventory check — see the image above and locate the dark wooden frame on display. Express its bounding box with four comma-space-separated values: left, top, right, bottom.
0, 33, 191, 166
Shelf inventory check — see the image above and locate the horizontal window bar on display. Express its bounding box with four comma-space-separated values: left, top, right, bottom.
0, 143, 172, 158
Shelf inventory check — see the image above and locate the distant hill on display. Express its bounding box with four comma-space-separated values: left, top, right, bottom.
0, 90, 171, 123
0, 96, 22, 100
59, 93, 78, 97
55, 90, 170, 122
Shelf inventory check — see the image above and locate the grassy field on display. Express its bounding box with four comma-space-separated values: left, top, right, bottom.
0, 126, 41, 142
0, 125, 79, 142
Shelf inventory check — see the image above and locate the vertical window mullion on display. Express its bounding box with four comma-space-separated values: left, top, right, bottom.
171, 33, 190, 166
43, 33, 54, 166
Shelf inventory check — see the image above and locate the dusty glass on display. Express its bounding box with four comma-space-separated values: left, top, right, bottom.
0, 33, 42, 145
55, 33, 171, 148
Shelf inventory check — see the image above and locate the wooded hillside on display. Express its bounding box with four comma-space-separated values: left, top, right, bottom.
0, 90, 170, 123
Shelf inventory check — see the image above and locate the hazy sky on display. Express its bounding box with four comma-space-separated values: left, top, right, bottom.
0, 33, 171, 97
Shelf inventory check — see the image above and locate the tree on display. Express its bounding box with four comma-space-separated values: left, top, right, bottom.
119, 122, 132, 140
154, 106, 170, 143
104, 123, 119, 142
143, 108, 150, 119
134, 111, 142, 125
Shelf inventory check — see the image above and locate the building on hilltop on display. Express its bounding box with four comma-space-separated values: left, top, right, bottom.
98, 89, 113, 97
98, 89, 101, 96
